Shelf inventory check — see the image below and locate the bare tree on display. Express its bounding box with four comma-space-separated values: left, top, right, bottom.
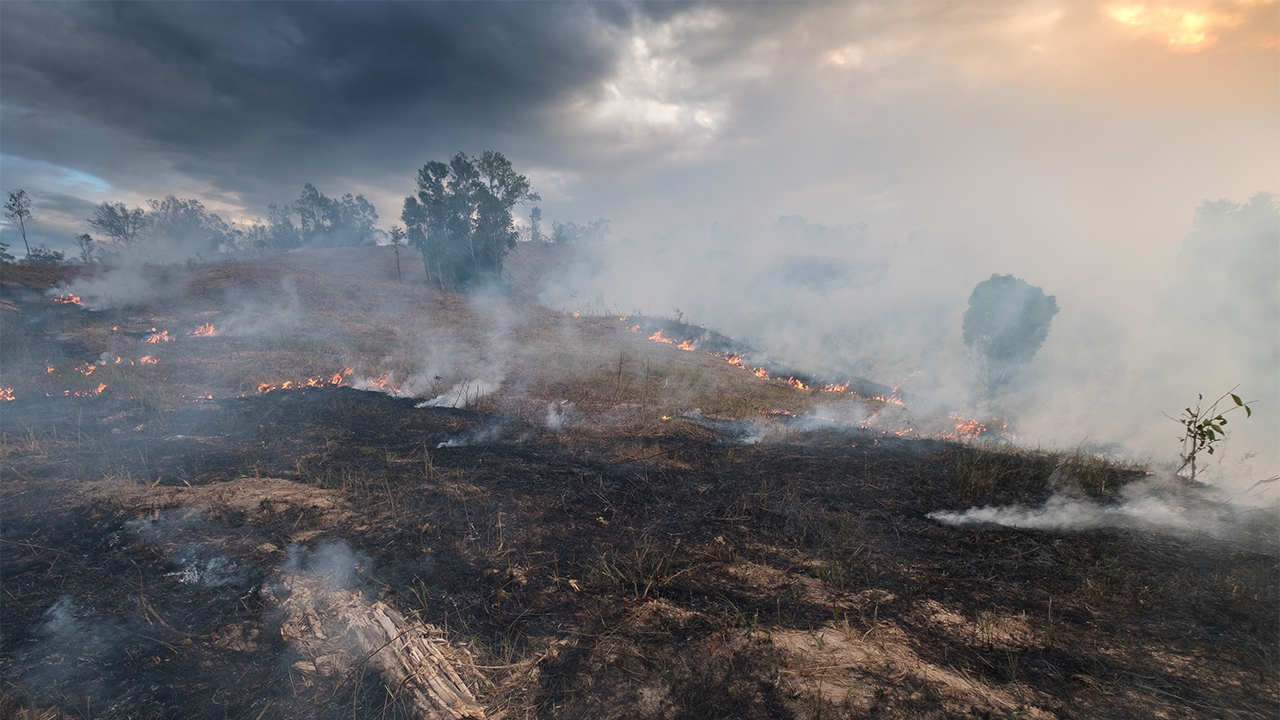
4, 189, 34, 258
388, 225, 407, 283
88, 202, 148, 252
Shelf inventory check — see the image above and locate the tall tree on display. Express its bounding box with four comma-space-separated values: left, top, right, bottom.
4, 189, 34, 258
963, 274, 1058, 392
401, 151, 538, 290
147, 196, 229, 254
88, 201, 149, 252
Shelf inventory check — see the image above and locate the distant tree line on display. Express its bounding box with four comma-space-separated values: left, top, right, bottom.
59, 184, 381, 264
6, 153, 601, 293
549, 217, 610, 244
521, 207, 610, 245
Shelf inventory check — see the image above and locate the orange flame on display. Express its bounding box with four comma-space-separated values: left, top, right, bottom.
359, 375, 404, 394
941, 415, 987, 440
257, 367, 354, 394
649, 330, 675, 345
627, 325, 640, 333
676, 339, 696, 352
823, 382, 849, 393
53, 294, 82, 305
76, 363, 96, 376
60, 383, 107, 398
144, 330, 173, 344
46, 366, 55, 374
0, 388, 14, 401
190, 323, 216, 337
138, 355, 159, 365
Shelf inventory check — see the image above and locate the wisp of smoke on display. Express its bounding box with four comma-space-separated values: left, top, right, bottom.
277, 540, 370, 591
677, 410, 769, 444
435, 414, 523, 448
15, 595, 128, 705
417, 378, 502, 408
54, 266, 172, 310
929, 473, 1279, 553
545, 400, 580, 431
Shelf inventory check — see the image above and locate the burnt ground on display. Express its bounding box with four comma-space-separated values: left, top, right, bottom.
2, 387, 1276, 720
1, 256, 1278, 719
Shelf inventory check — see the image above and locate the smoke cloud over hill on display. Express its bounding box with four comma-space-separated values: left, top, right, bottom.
533, 196, 1279, 495
2, 1, 1276, 491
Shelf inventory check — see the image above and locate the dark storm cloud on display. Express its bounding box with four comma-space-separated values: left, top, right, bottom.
1, 1, 620, 199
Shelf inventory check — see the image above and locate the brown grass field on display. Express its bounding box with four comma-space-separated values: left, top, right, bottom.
1, 247, 1276, 719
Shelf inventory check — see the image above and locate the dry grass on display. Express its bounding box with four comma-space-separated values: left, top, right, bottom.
1, 252, 1275, 720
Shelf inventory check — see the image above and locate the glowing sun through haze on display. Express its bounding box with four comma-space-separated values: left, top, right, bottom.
1106, 1, 1274, 51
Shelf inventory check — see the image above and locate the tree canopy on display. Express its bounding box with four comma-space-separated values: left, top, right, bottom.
87, 201, 149, 251
551, 218, 610, 244
962, 274, 1058, 392
147, 196, 230, 255
402, 151, 538, 291
261, 185, 379, 249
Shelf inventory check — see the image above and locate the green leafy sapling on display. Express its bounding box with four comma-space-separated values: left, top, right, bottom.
1171, 388, 1253, 482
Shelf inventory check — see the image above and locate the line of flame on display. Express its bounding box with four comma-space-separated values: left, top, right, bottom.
632, 320, 921, 406
257, 367, 354, 394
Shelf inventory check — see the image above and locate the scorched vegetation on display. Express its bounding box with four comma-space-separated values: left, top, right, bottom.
0, 249, 1275, 720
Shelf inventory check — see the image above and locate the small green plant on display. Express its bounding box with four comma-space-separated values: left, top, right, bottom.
1171, 389, 1252, 482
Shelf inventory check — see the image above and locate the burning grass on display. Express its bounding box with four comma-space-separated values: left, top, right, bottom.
1, 252, 1276, 719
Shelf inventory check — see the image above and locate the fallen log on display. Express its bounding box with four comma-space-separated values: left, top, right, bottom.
273, 570, 485, 720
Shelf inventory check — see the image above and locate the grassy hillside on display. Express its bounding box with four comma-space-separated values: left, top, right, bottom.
1, 250, 1275, 720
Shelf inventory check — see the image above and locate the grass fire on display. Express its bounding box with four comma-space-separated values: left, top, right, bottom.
1, 4, 1276, 717
1, 249, 1274, 720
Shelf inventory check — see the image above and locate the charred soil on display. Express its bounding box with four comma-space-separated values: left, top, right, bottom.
1, 256, 1276, 719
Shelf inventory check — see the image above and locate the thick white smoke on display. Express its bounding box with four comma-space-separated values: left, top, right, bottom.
532, 195, 1279, 501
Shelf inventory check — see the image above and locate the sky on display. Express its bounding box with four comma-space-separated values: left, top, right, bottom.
2, 1, 1278, 478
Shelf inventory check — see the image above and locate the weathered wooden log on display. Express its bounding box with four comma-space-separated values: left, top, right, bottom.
276, 573, 485, 720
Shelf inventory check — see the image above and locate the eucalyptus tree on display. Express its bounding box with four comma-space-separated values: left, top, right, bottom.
401, 151, 539, 291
